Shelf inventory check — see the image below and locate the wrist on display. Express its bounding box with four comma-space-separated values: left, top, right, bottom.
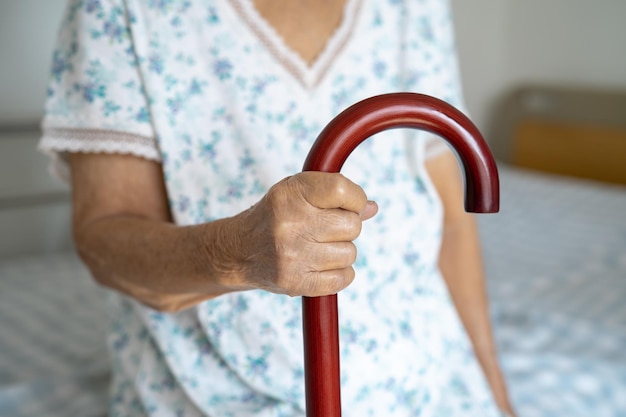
198, 210, 260, 294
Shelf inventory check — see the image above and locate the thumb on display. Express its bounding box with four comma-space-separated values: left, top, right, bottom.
296, 172, 368, 215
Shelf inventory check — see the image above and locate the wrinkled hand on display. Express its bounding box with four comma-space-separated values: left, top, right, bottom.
231, 172, 377, 297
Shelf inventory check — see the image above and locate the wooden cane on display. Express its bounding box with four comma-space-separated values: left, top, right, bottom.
301, 93, 500, 417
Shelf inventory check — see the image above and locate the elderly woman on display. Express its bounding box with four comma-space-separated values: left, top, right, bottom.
40, 0, 514, 415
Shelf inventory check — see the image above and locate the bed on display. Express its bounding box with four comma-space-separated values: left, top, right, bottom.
483, 85, 626, 416
480, 165, 626, 416
0, 252, 109, 417
1, 86, 625, 417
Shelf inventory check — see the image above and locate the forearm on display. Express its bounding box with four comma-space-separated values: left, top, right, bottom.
439, 214, 514, 414
74, 213, 253, 311
439, 215, 494, 351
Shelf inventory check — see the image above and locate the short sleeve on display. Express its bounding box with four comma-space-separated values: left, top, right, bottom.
39, 0, 160, 179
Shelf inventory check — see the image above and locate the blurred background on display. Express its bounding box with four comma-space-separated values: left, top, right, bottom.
454, 0, 626, 131
0, 1, 625, 416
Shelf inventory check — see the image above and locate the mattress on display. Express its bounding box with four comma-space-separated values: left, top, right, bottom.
1, 165, 625, 417
479, 165, 626, 417
0, 252, 109, 417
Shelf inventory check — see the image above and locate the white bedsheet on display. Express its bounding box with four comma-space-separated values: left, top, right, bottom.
479, 165, 626, 417
1, 165, 625, 417
0, 252, 109, 417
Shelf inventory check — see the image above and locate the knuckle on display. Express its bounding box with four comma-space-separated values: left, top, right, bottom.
266, 182, 289, 208
272, 219, 291, 242
332, 175, 349, 198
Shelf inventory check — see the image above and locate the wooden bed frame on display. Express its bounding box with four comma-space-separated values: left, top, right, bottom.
489, 85, 626, 185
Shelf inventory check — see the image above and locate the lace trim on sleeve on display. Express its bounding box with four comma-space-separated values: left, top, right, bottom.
40, 127, 161, 160
39, 127, 161, 182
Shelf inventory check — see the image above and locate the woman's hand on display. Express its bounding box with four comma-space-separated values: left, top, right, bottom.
69, 153, 376, 312
213, 171, 378, 297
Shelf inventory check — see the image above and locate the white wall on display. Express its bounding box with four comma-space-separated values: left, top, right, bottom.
0, 0, 67, 124
0, 1, 70, 258
452, 0, 626, 134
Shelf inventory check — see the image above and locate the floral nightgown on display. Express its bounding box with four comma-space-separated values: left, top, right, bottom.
40, 0, 501, 416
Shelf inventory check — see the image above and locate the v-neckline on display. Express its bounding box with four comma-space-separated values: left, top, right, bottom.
229, 0, 362, 89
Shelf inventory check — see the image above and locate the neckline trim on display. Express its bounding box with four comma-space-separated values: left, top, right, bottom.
229, 0, 362, 89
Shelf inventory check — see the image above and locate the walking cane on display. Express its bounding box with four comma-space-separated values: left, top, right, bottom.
301, 92, 500, 417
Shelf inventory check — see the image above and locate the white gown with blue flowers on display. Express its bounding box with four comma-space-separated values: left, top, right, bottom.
40, 0, 501, 416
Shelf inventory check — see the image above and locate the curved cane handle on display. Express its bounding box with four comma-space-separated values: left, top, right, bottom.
301, 93, 499, 417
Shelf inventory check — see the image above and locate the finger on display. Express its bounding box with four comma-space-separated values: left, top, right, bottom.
303, 241, 357, 271
360, 200, 378, 221
295, 172, 369, 215
300, 267, 356, 297
308, 210, 363, 243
